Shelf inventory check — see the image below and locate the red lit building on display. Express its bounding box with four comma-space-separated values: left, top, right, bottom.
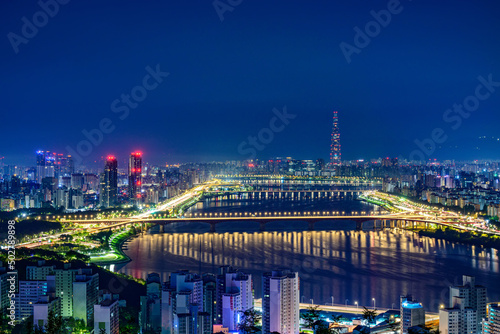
128, 152, 142, 202
99, 156, 118, 208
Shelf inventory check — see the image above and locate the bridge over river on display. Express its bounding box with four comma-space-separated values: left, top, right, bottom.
204, 189, 372, 200
73, 211, 460, 233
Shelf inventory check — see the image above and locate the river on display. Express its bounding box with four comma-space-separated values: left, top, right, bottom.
117, 197, 500, 312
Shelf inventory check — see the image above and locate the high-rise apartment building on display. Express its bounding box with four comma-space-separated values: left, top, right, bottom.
55, 267, 77, 317
33, 296, 60, 330
262, 270, 300, 334
216, 266, 253, 331
483, 303, 500, 334
140, 273, 162, 333
100, 156, 118, 208
94, 299, 120, 334
450, 275, 487, 333
0, 265, 10, 312
160, 270, 211, 334
54, 266, 98, 319
203, 274, 217, 331
440, 297, 477, 334
15, 280, 52, 321
26, 263, 55, 280
73, 272, 99, 325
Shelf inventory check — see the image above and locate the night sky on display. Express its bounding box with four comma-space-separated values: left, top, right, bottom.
1, 0, 500, 165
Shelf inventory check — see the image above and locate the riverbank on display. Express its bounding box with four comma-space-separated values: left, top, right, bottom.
90, 228, 137, 264
410, 226, 500, 250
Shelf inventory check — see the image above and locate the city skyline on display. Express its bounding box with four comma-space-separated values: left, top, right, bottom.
2, 1, 500, 333
1, 1, 500, 164
5, 146, 500, 172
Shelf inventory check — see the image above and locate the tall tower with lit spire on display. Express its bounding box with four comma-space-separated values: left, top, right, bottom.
330, 111, 341, 165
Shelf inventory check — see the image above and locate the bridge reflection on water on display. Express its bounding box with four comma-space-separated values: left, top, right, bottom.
118, 227, 499, 312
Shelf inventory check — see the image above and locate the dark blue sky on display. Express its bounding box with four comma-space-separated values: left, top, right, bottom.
1, 0, 500, 165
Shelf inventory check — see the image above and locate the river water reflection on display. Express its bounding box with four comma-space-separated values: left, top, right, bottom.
118, 199, 500, 312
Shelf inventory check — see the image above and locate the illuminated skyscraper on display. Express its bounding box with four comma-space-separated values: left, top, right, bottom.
36, 151, 45, 183
128, 152, 142, 201
99, 156, 118, 208
330, 111, 341, 165
36, 150, 73, 183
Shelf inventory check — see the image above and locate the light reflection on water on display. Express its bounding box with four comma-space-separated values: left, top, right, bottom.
118, 225, 499, 312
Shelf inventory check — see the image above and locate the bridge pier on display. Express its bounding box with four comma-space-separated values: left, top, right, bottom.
308, 221, 315, 231
159, 224, 164, 233
356, 221, 363, 231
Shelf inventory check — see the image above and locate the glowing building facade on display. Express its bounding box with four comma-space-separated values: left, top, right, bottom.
330, 111, 341, 165
128, 152, 142, 201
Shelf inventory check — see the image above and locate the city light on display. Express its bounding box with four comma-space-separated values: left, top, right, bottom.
2, 4, 498, 332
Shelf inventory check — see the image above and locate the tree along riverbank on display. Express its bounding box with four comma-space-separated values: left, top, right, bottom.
413, 226, 500, 250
